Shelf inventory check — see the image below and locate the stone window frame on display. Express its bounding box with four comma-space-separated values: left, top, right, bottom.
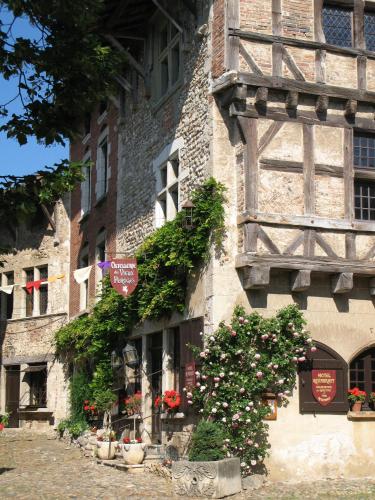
95, 228, 107, 298
22, 265, 49, 318
19, 362, 48, 409
0, 271, 14, 320
319, 1, 375, 51
153, 138, 185, 228
95, 126, 111, 203
151, 8, 183, 103
79, 245, 90, 312
80, 148, 91, 218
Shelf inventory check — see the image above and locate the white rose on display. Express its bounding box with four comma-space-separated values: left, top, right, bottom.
211, 408, 217, 414
254, 353, 261, 360
219, 372, 225, 378
245, 406, 250, 411
222, 417, 227, 423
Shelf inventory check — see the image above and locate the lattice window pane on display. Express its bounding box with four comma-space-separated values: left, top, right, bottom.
365, 11, 375, 52
355, 181, 375, 220
350, 349, 375, 396
322, 5, 352, 48
354, 133, 375, 169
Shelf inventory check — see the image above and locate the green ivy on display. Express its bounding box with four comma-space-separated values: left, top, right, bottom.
55, 178, 226, 415
189, 305, 315, 475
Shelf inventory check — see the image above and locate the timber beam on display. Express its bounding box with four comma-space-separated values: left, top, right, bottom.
242, 266, 270, 289
236, 253, 375, 277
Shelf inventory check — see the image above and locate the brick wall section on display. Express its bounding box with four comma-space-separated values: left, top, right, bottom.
212, 0, 225, 78
282, 0, 314, 39
240, 0, 272, 34
69, 104, 118, 317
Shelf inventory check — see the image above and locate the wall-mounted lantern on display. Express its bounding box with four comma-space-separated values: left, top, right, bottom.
111, 350, 123, 370
182, 199, 195, 230
122, 341, 140, 368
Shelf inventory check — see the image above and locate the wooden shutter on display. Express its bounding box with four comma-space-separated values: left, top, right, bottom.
179, 317, 204, 410
299, 342, 349, 413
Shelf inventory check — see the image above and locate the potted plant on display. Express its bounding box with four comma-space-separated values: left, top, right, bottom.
0, 412, 9, 431
172, 421, 242, 498
96, 428, 118, 460
154, 390, 181, 414
121, 436, 146, 465
123, 391, 142, 416
348, 387, 366, 412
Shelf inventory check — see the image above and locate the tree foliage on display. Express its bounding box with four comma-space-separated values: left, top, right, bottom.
0, 1, 122, 220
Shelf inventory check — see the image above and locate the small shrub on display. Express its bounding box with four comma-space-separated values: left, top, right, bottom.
57, 418, 88, 439
189, 421, 226, 462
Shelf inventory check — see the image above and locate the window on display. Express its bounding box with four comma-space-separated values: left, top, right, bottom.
95, 231, 106, 296
38, 266, 48, 316
81, 159, 91, 216
350, 348, 375, 405
79, 250, 89, 311
25, 268, 34, 317
322, 4, 352, 47
4, 272, 14, 320
156, 19, 181, 98
25, 363, 47, 407
96, 138, 109, 200
354, 132, 375, 221
365, 11, 375, 51
155, 155, 180, 227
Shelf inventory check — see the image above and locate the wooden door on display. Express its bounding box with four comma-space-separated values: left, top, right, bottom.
150, 333, 163, 443
5, 366, 20, 428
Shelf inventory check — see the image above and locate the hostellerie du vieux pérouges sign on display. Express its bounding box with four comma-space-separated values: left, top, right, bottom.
110, 259, 138, 297
312, 369, 337, 406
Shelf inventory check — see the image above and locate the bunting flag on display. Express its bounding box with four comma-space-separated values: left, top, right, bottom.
0, 285, 14, 295
48, 274, 65, 283
98, 261, 111, 270
73, 265, 93, 284
26, 280, 42, 294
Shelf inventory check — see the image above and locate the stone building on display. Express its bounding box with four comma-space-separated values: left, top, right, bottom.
0, 200, 70, 429
70, 0, 375, 480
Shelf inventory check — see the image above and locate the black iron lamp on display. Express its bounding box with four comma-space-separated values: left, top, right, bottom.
182, 199, 195, 230
122, 341, 140, 368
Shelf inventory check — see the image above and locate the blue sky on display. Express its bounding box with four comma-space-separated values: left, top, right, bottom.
0, 10, 68, 177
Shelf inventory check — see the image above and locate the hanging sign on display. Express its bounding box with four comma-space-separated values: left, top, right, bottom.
312, 369, 336, 406
109, 259, 138, 297
185, 361, 196, 390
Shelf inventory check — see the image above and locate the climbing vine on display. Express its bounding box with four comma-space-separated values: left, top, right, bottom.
189, 305, 316, 475
55, 178, 226, 415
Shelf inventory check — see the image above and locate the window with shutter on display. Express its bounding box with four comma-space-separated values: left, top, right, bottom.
179, 317, 204, 410
350, 347, 375, 404
299, 342, 349, 413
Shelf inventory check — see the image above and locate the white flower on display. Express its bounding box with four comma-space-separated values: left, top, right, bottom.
306, 338, 312, 344
229, 371, 234, 376
311, 346, 317, 352
187, 400, 193, 405
200, 386, 206, 392
225, 439, 230, 443
256, 371, 263, 379
254, 353, 261, 360
251, 362, 256, 368
187, 392, 193, 398
222, 417, 227, 423
182, 387, 187, 392
245, 406, 250, 411
298, 356, 306, 362
241, 462, 246, 467
210, 336, 215, 341
239, 387, 245, 394
284, 390, 291, 395
212, 391, 217, 396
292, 357, 298, 362
273, 364, 279, 369
201, 375, 207, 380
273, 337, 278, 343
246, 419, 250, 423
278, 392, 284, 398
251, 460, 257, 466
219, 372, 225, 378
254, 443, 259, 448
214, 383, 219, 388
200, 352, 206, 358
249, 401, 254, 407
232, 413, 240, 421
195, 371, 200, 376
277, 379, 284, 385
293, 331, 299, 338
222, 402, 229, 408
199, 331, 203, 336
196, 382, 201, 387
205, 348, 210, 354
211, 408, 217, 414
253, 409, 257, 414
199, 409, 203, 413
220, 353, 226, 360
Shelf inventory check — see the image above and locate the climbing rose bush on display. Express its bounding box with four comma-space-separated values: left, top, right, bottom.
189, 305, 315, 475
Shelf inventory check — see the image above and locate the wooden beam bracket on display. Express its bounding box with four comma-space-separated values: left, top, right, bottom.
331, 272, 353, 294
255, 86, 268, 113
291, 270, 311, 292
242, 266, 270, 289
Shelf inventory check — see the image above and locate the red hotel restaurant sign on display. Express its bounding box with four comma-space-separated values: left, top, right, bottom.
312, 369, 337, 407
110, 259, 138, 297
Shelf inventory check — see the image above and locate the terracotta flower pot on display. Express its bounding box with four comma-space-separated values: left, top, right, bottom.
122, 443, 146, 465
96, 440, 118, 460
352, 401, 362, 412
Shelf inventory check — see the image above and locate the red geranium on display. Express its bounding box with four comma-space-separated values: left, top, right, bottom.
348, 387, 366, 403
136, 437, 142, 443
154, 396, 162, 409
84, 405, 90, 411
123, 437, 131, 444
0, 423, 4, 431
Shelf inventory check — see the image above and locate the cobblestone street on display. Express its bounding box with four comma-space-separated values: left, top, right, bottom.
2, 430, 375, 499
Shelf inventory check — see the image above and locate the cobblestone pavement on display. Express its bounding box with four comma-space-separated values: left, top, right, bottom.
1, 430, 375, 499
